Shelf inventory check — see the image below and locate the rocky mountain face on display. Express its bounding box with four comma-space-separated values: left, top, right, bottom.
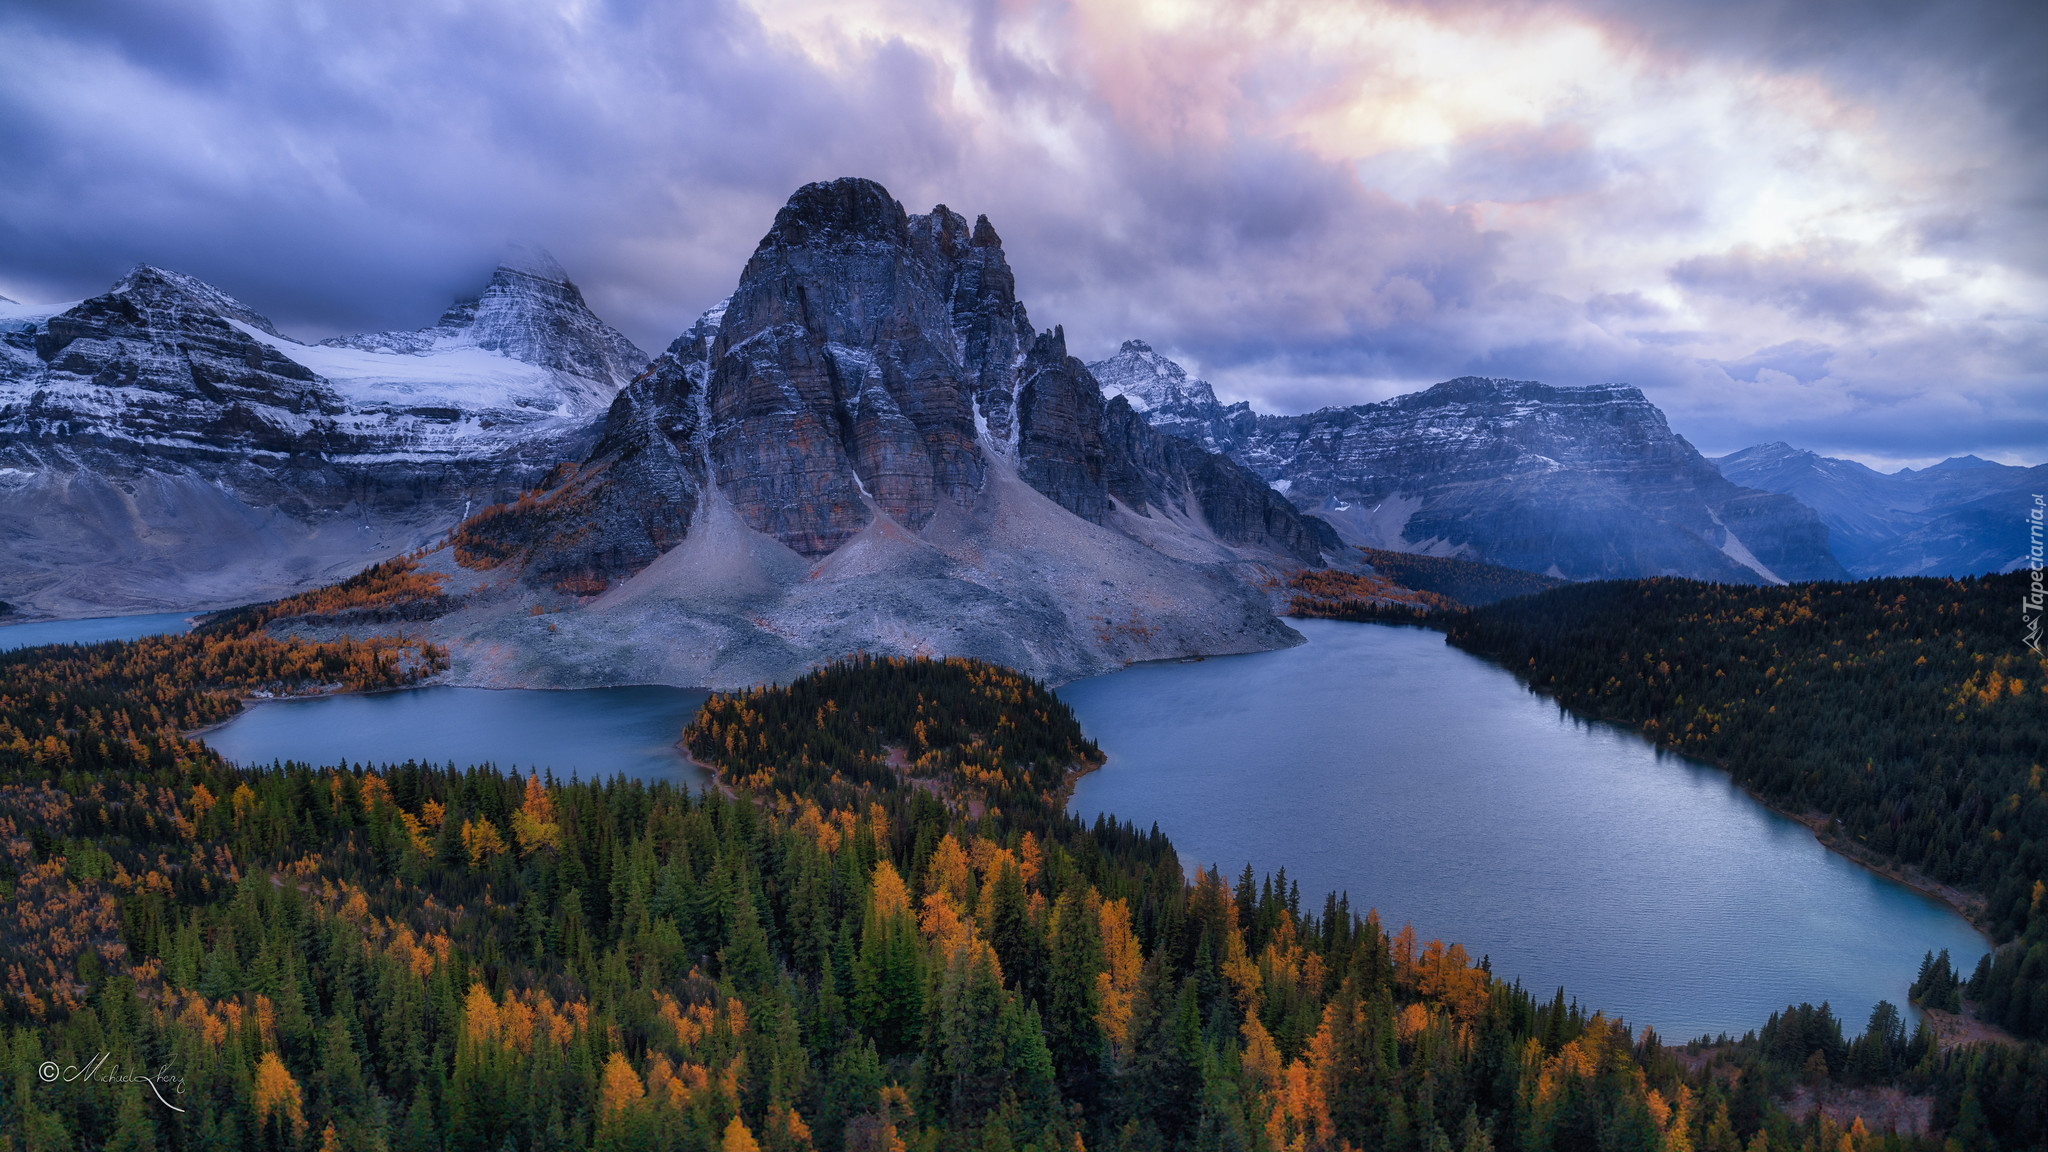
416, 178, 1338, 687
1089, 339, 1258, 456
1715, 442, 2044, 577
0, 258, 645, 618
1081, 352, 1850, 585
324, 246, 646, 402
706, 180, 988, 556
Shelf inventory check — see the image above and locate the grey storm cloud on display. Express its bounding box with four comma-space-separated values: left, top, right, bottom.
0, 0, 2042, 466
1670, 246, 1917, 323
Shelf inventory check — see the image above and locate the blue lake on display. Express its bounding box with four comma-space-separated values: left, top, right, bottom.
1060, 619, 1987, 1038
197, 619, 1987, 1038
0, 611, 197, 651
204, 685, 711, 786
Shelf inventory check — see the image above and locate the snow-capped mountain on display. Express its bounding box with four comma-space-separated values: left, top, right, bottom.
1715, 442, 2045, 577
0, 257, 646, 618
1082, 347, 1850, 585
321, 245, 645, 403
1087, 339, 1259, 457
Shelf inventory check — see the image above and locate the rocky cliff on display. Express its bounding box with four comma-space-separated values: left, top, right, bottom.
1252, 377, 1849, 584
706, 179, 987, 556
408, 178, 1338, 687
0, 257, 646, 618
1085, 348, 1851, 585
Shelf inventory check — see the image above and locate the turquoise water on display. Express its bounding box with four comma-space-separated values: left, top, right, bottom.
195, 619, 1986, 1037
203, 685, 710, 786
1059, 619, 1987, 1038
0, 611, 196, 651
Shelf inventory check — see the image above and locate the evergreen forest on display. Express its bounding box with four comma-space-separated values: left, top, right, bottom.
1446, 572, 2048, 1045
0, 590, 2044, 1148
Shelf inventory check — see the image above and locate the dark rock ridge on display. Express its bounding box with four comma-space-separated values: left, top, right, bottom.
457, 309, 716, 590
707, 179, 986, 556
1102, 394, 1342, 561
1715, 442, 2046, 577
0, 258, 648, 617
1016, 327, 1111, 525
1083, 350, 1850, 584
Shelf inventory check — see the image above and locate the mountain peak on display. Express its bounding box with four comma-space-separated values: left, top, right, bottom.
111, 264, 284, 337
1412, 376, 1650, 408
761, 177, 909, 252
1716, 442, 1815, 467
322, 255, 646, 386
1087, 339, 1219, 414
1928, 454, 2000, 471
496, 242, 569, 285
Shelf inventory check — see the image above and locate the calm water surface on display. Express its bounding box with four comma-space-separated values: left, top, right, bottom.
204, 685, 710, 787
0, 611, 196, 650
1060, 619, 1986, 1039
198, 619, 1985, 1038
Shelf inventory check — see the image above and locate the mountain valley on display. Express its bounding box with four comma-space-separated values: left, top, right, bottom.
1715, 442, 2044, 577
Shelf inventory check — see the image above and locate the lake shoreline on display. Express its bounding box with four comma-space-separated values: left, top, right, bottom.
1238, 614, 1991, 934
1466, 642, 1995, 938
1064, 618, 1987, 1038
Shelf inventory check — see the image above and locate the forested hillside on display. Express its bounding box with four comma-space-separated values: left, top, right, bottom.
3, 644, 2045, 1149
1448, 573, 2048, 1043
1352, 550, 1564, 608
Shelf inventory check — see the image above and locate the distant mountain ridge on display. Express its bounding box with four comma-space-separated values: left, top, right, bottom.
0, 256, 646, 618
1082, 348, 1849, 585
1714, 441, 2044, 577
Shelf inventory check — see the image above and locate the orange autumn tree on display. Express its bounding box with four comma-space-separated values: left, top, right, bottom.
511, 772, 562, 853
252, 1051, 305, 1141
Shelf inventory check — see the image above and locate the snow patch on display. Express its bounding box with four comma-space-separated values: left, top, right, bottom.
1708, 509, 1787, 585
0, 298, 78, 324
229, 319, 589, 414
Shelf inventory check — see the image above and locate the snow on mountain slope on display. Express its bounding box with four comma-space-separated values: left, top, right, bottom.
1094, 345, 1850, 584
321, 246, 644, 399
0, 258, 649, 619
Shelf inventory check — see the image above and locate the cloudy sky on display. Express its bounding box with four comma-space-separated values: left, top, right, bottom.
2, 0, 2042, 468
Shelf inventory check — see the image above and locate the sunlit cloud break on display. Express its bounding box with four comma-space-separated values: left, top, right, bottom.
0, 0, 2041, 466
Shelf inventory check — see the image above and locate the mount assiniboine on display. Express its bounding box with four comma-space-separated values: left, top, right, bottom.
0, 250, 644, 616
2, 176, 1859, 683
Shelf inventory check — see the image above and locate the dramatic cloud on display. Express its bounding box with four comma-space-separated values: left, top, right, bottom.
0, 0, 2041, 466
